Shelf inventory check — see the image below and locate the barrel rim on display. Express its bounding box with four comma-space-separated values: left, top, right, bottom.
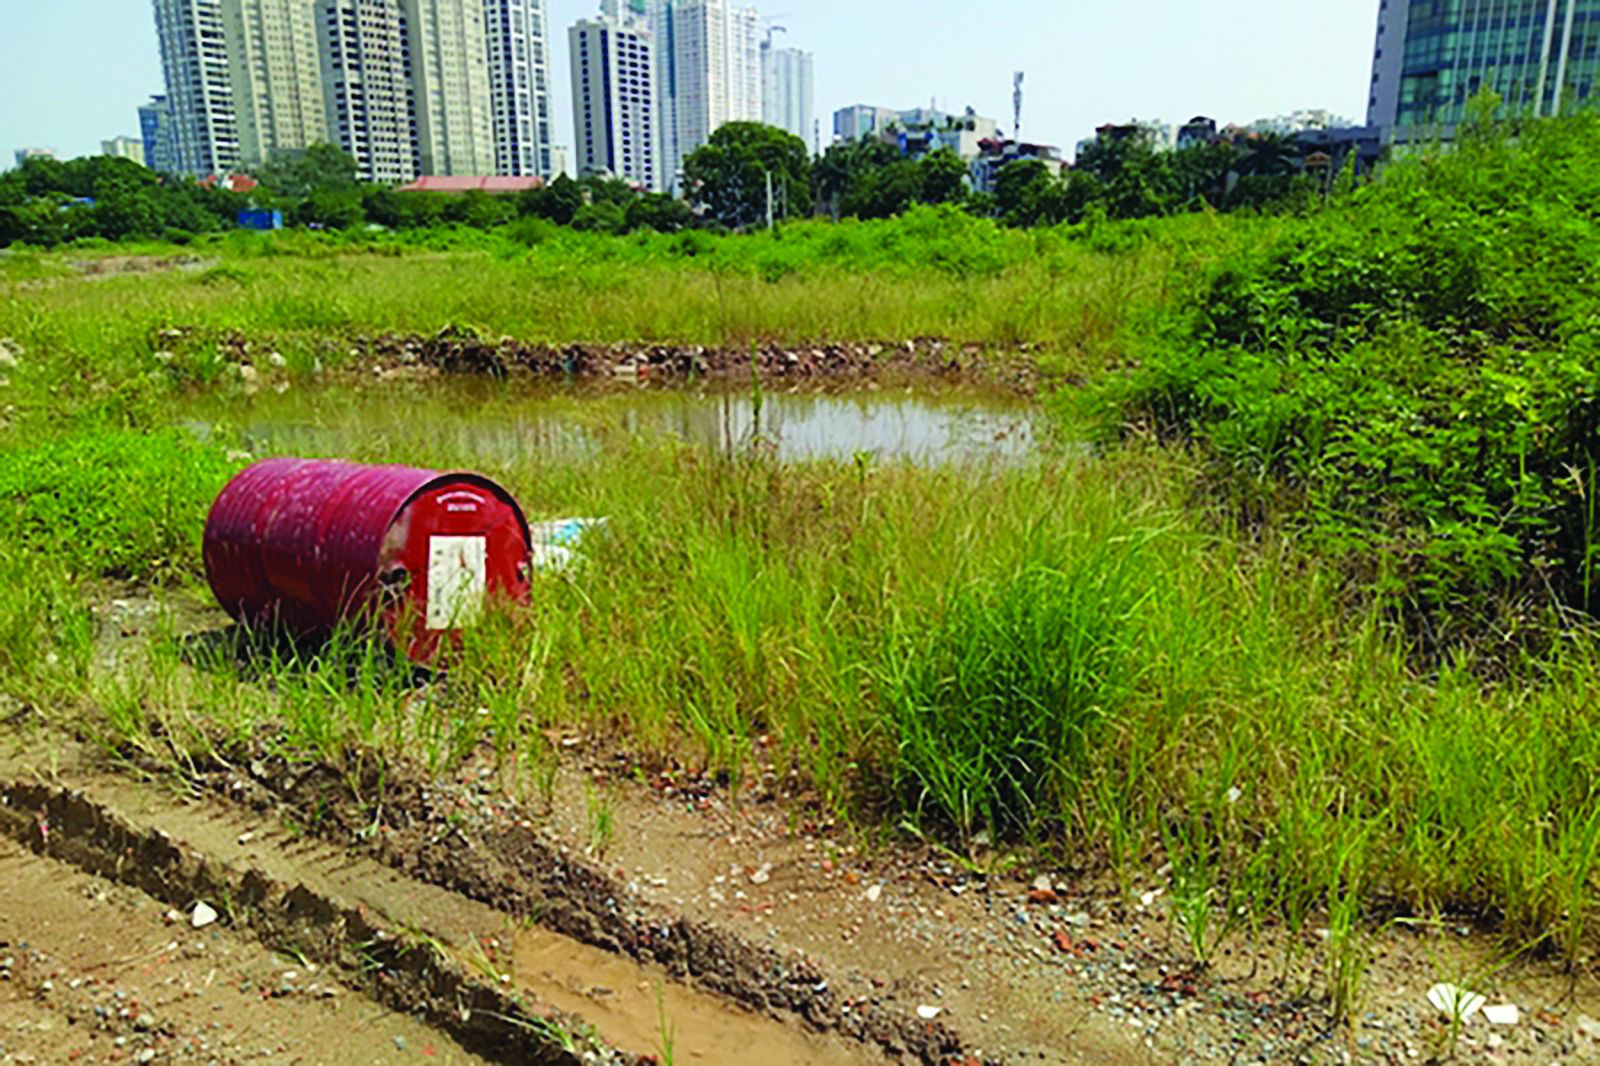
399, 471, 533, 551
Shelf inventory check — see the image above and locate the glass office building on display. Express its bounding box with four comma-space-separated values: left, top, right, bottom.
1369, 0, 1600, 131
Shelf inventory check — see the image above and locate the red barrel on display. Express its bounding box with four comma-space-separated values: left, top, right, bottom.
203, 459, 532, 662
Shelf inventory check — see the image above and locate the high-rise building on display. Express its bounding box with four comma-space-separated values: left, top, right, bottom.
152, 0, 241, 176
1368, 0, 1600, 133
569, 11, 658, 189
319, 0, 420, 182
403, 0, 497, 175
483, 0, 554, 176
651, 0, 762, 192
138, 95, 176, 173
102, 137, 149, 165
13, 148, 57, 167
760, 39, 812, 145
224, 0, 329, 167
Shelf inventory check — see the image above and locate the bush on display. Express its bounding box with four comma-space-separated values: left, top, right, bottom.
1100, 113, 1600, 631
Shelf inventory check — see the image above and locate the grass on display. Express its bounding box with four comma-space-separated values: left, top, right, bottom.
6, 134, 1600, 1022
0, 206, 1252, 431
12, 400, 1600, 976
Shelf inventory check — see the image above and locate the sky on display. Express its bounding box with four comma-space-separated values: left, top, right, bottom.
0, 0, 1378, 166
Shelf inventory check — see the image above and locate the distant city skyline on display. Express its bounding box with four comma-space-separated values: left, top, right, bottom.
0, 1, 1376, 167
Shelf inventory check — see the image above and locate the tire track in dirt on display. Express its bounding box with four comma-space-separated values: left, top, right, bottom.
0, 751, 938, 1064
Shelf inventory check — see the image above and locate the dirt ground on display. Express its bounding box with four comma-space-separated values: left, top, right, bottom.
0, 835, 485, 1065
527, 744, 1600, 1065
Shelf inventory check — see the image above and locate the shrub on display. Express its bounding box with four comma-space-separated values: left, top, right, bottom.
1100, 113, 1600, 631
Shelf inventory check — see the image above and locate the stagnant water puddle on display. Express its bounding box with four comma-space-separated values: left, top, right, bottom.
187, 377, 1038, 465
511, 925, 877, 1065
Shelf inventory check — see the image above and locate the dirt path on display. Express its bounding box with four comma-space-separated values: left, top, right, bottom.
9, 718, 1600, 1065
529, 749, 1600, 1064
0, 835, 485, 1065
0, 748, 897, 1065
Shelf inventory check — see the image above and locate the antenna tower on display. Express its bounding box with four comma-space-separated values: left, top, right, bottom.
1013, 71, 1024, 142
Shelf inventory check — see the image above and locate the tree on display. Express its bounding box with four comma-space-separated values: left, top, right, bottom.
258, 144, 360, 200
994, 159, 1053, 225
1172, 141, 1238, 209
519, 173, 582, 225
1236, 131, 1301, 179
844, 160, 921, 219
293, 189, 363, 229
571, 199, 626, 233
814, 136, 900, 217
625, 193, 693, 233
683, 122, 813, 229
1075, 133, 1178, 220
918, 149, 969, 206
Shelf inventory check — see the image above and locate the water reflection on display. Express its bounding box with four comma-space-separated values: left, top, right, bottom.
204, 380, 1037, 466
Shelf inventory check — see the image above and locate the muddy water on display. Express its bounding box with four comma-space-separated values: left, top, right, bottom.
193, 378, 1037, 465
512, 927, 879, 1065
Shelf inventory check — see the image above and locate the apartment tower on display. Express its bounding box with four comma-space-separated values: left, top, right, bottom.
224, 0, 329, 166
759, 38, 812, 144
151, 0, 240, 176
404, 0, 497, 175
483, 0, 554, 176
570, 4, 658, 189
1369, 0, 1600, 132
650, 0, 762, 192
319, 0, 419, 182
138, 95, 176, 173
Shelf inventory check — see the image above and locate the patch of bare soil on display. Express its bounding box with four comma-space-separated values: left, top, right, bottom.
68, 256, 215, 279
0, 835, 486, 1065
11, 722, 1600, 1064
0, 745, 908, 1065
529, 748, 1600, 1065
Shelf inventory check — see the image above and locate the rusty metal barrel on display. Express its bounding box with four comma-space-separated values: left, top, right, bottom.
203, 458, 532, 661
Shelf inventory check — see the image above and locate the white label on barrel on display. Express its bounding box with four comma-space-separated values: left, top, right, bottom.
427, 536, 487, 630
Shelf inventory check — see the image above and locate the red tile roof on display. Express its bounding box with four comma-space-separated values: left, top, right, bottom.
198, 173, 259, 193
398, 176, 544, 194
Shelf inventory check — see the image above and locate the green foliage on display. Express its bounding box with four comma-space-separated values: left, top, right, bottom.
683, 121, 813, 228
1101, 113, 1600, 628
256, 144, 361, 202
519, 173, 583, 225
0, 428, 239, 580
883, 555, 1144, 843
0, 155, 244, 247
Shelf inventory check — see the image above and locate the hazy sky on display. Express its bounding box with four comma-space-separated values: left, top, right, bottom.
0, 1, 1378, 165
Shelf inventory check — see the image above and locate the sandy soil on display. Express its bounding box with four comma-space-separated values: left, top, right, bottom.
0, 836, 485, 1065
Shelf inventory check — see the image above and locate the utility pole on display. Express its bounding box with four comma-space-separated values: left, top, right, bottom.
765, 169, 775, 229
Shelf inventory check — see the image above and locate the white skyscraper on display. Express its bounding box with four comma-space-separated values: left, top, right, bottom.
152, 0, 240, 176
319, 0, 419, 183
760, 38, 812, 145
483, 0, 554, 176
224, 0, 329, 167
570, 8, 659, 190
403, 0, 497, 175
651, 0, 762, 192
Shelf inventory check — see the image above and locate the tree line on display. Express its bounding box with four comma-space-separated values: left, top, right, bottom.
0, 122, 1331, 247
